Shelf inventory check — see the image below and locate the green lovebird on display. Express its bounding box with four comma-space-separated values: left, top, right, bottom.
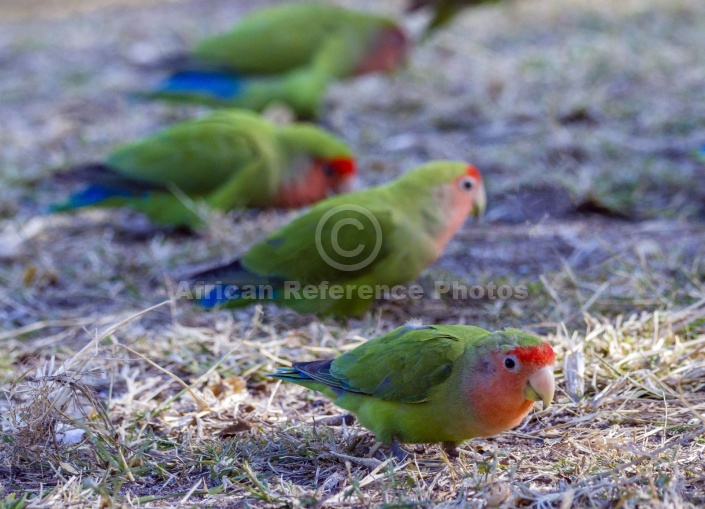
51, 110, 356, 227
189, 161, 487, 315
148, 3, 409, 117
269, 322, 556, 458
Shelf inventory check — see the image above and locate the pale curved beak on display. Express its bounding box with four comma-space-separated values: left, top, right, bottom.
331, 177, 356, 195
525, 366, 555, 409
472, 182, 487, 218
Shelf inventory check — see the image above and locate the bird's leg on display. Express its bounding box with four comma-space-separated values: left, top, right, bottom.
442, 441, 459, 459
314, 413, 356, 426
390, 438, 410, 462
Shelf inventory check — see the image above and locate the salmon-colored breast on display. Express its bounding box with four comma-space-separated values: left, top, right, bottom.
467, 376, 537, 435
469, 386, 537, 436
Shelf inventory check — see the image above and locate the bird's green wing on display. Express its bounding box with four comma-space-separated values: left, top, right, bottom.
225, 24, 382, 116
215, 28, 379, 117
241, 191, 399, 284
226, 69, 332, 118
204, 159, 272, 210
192, 4, 349, 74
107, 111, 278, 195
329, 324, 474, 403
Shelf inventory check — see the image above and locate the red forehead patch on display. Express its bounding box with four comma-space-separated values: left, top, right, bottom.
466, 165, 482, 181
328, 157, 356, 177
507, 342, 555, 366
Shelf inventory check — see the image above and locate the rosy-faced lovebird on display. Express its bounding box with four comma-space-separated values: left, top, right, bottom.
149, 3, 409, 117
269, 323, 556, 457
189, 161, 487, 315
51, 110, 355, 227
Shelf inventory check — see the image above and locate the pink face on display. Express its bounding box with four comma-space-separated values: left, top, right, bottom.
272, 157, 357, 209
353, 26, 410, 75
429, 165, 486, 255
465, 343, 556, 436
449, 165, 486, 218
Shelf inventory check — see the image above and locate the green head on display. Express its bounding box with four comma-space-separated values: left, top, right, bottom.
272, 123, 357, 206
278, 123, 353, 161
395, 161, 487, 218
462, 327, 556, 411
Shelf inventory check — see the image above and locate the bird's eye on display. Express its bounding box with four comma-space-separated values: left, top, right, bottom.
458, 177, 474, 192
504, 356, 518, 371
323, 164, 335, 176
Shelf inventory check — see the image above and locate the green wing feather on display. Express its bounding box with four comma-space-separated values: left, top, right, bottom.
330, 325, 483, 403
192, 4, 389, 77
241, 191, 399, 284
229, 30, 379, 116
107, 111, 278, 197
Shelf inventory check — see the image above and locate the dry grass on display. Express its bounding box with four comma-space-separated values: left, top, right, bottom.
1, 0, 705, 506
1, 302, 704, 506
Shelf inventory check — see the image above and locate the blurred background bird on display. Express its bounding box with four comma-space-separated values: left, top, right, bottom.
50, 110, 355, 228
146, 3, 410, 118
406, 0, 506, 38
188, 161, 486, 315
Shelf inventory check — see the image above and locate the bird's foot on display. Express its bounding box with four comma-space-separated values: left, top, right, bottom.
390, 439, 411, 462
315, 413, 356, 426
442, 441, 459, 459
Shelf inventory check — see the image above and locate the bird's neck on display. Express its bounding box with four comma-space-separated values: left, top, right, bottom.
397, 182, 468, 257
463, 360, 537, 436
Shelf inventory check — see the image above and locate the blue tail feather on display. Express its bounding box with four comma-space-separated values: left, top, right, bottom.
52, 185, 140, 211
266, 367, 311, 383
158, 71, 245, 100
198, 283, 279, 308
198, 284, 243, 308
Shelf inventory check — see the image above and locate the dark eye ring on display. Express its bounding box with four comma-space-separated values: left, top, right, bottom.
504, 357, 516, 370
459, 177, 474, 191
323, 164, 335, 176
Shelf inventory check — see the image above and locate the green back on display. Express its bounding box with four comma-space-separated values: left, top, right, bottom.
330, 325, 543, 404
331, 324, 478, 403
107, 110, 279, 196
193, 3, 392, 76
242, 192, 397, 284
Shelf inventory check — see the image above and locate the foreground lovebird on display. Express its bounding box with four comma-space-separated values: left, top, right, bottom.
269, 322, 556, 458
51, 110, 355, 227
148, 3, 409, 117
189, 161, 487, 315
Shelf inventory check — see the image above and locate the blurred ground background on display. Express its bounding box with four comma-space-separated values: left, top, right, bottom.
1, 0, 705, 506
